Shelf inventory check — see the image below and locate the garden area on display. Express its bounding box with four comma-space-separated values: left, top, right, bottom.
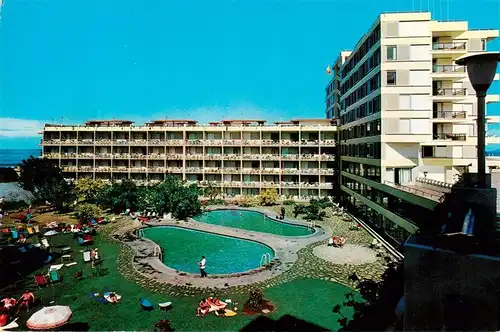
0, 157, 403, 331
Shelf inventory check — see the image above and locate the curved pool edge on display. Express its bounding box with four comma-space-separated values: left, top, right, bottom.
200, 206, 321, 237
139, 225, 280, 278
114, 215, 333, 289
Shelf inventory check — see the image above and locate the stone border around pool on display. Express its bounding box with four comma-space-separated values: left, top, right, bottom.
201, 206, 318, 236
117, 207, 332, 289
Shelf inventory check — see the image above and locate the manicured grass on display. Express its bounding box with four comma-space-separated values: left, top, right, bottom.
9, 231, 359, 331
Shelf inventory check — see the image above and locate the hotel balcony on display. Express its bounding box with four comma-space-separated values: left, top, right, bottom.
243, 140, 263, 146
433, 133, 467, 141
431, 65, 467, 80
79, 166, 93, 171
320, 168, 335, 175
283, 169, 300, 175
94, 140, 112, 146
282, 182, 300, 188
148, 139, 165, 146
205, 154, 223, 160
204, 140, 223, 146
95, 166, 112, 172
166, 139, 184, 146
186, 154, 204, 160
261, 154, 281, 161
430, 42, 467, 59
432, 88, 468, 101
242, 154, 261, 161
148, 154, 166, 160
113, 140, 129, 146
321, 139, 336, 146
113, 167, 129, 173
60, 139, 78, 145
242, 182, 259, 188
62, 166, 78, 172
204, 168, 222, 174
130, 167, 147, 172
186, 140, 203, 146
432, 110, 468, 122
185, 167, 203, 173
222, 154, 241, 160
148, 167, 166, 173
130, 140, 147, 146
42, 140, 59, 145
113, 154, 130, 159
224, 168, 241, 174
166, 154, 183, 160
166, 167, 183, 173
223, 140, 242, 146
261, 182, 280, 188
261, 140, 280, 146
262, 168, 282, 174
130, 153, 147, 159
301, 169, 320, 175
241, 168, 260, 174
95, 153, 112, 159
226, 182, 243, 188
280, 140, 300, 146
320, 155, 335, 161
60, 153, 77, 159
282, 154, 300, 160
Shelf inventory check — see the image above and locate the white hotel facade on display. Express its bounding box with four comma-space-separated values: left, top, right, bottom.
41, 119, 337, 199
325, 12, 499, 246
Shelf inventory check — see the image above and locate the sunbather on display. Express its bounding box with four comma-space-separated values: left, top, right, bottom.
206, 297, 227, 310
196, 299, 210, 317
108, 293, 119, 303
17, 290, 35, 314
0, 297, 16, 312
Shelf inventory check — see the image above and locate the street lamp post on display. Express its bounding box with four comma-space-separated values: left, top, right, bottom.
456, 52, 500, 188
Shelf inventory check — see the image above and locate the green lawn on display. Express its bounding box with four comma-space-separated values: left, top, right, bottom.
10, 232, 359, 331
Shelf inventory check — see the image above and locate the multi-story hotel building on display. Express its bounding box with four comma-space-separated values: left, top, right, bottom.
326, 12, 500, 247
41, 119, 337, 199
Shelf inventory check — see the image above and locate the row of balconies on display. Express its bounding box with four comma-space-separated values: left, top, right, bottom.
433, 88, 467, 97
45, 153, 336, 161
61, 166, 335, 175
42, 139, 337, 146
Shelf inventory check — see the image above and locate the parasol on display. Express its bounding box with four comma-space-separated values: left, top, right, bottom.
26, 306, 72, 330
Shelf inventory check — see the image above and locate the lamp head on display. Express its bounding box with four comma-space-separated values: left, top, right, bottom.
456, 52, 500, 94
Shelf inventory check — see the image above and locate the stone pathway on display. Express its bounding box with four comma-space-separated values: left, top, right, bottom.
101, 206, 393, 297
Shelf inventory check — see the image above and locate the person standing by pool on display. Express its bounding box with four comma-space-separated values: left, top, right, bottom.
198, 256, 207, 278
280, 206, 285, 220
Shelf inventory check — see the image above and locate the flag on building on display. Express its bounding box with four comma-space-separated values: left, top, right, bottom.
326, 66, 332, 75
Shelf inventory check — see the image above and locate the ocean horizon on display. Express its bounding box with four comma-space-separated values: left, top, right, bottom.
0, 148, 41, 167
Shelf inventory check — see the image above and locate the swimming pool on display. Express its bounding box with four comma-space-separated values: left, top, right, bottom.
141, 226, 275, 275
192, 209, 314, 236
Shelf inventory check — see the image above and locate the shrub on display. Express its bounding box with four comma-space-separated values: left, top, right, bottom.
0, 200, 29, 212
283, 199, 295, 206
74, 178, 105, 203
238, 195, 259, 207
258, 188, 278, 206
75, 203, 102, 223
247, 288, 264, 310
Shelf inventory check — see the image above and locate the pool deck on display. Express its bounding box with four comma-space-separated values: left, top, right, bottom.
123, 207, 332, 289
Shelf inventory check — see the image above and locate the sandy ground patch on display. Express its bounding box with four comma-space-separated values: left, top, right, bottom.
313, 244, 377, 265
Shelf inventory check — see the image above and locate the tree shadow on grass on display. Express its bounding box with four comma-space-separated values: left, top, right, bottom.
240, 314, 329, 332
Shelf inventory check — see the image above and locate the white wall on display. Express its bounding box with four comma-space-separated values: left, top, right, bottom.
409, 70, 430, 86
398, 21, 430, 37
410, 45, 431, 61
385, 143, 419, 159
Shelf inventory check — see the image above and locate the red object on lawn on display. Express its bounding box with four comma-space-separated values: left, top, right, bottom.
34, 274, 48, 288
137, 216, 149, 222
9, 212, 27, 220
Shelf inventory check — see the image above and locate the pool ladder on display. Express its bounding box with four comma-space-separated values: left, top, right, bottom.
307, 220, 316, 229
260, 253, 272, 267
137, 229, 144, 238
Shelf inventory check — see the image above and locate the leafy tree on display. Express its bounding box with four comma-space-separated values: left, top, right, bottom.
258, 188, 279, 206
292, 199, 327, 221
74, 178, 105, 203
75, 203, 102, 223
238, 195, 259, 207
203, 182, 221, 202
18, 156, 63, 195
333, 261, 403, 331
293, 204, 308, 218
97, 179, 139, 213
38, 179, 76, 211
170, 184, 202, 220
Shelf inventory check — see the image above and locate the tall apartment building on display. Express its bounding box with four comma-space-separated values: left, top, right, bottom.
41, 119, 337, 199
326, 12, 499, 247
325, 51, 352, 120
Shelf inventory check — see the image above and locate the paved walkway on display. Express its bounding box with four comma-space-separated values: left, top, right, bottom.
313, 244, 378, 265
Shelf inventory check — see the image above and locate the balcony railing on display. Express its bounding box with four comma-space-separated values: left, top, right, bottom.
204, 168, 222, 173
186, 154, 204, 160
433, 88, 467, 96
205, 154, 223, 160
113, 139, 129, 145
433, 133, 467, 141
113, 154, 130, 159
241, 168, 260, 174
223, 139, 242, 146
281, 140, 300, 146
242, 154, 261, 160
148, 154, 166, 159
432, 42, 466, 50
185, 167, 203, 173
432, 65, 466, 73
433, 111, 467, 119
148, 167, 166, 173
224, 168, 240, 174
186, 139, 203, 145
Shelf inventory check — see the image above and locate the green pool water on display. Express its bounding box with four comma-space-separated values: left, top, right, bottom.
141, 226, 274, 274
193, 209, 314, 236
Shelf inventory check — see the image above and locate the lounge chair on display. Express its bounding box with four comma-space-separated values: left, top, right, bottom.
49, 270, 62, 283
41, 238, 50, 249
83, 251, 91, 262
34, 274, 48, 288
139, 298, 154, 310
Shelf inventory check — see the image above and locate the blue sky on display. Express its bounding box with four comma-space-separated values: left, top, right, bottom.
0, 0, 499, 149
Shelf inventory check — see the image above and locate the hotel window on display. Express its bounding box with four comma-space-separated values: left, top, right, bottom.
387, 71, 397, 86
481, 39, 486, 51
386, 46, 397, 60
